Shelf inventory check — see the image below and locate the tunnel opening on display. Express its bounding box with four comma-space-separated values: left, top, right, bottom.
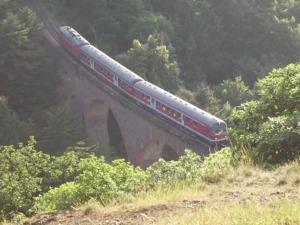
161, 144, 179, 161
107, 109, 127, 160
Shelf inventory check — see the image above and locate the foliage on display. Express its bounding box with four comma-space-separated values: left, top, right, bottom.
231, 63, 300, 163
36, 104, 85, 154
149, 0, 300, 86
214, 76, 254, 107
201, 147, 234, 183
42, 142, 98, 191
36, 148, 235, 211
36, 156, 148, 210
147, 150, 202, 185
34, 182, 82, 211
193, 84, 222, 116
0, 138, 97, 219
0, 137, 50, 217
147, 148, 234, 185
0, 97, 31, 146
117, 34, 181, 92
0, 0, 59, 118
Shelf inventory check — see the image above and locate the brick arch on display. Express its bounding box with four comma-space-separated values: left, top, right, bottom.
140, 140, 178, 167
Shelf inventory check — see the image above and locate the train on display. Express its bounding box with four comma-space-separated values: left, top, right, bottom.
57, 26, 228, 147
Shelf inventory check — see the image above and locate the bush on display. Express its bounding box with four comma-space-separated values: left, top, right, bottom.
36, 156, 148, 210
0, 137, 51, 218
35, 182, 82, 211
201, 147, 234, 183
231, 63, 300, 163
147, 149, 234, 185
256, 114, 300, 163
147, 150, 202, 186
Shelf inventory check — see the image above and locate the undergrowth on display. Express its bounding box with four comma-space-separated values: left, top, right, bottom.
35, 148, 234, 211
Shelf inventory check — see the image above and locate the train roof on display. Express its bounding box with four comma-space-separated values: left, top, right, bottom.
135, 81, 225, 127
80, 44, 143, 84
59, 26, 90, 46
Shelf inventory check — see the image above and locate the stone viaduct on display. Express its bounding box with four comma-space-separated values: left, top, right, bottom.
55, 54, 210, 167
39, 7, 211, 167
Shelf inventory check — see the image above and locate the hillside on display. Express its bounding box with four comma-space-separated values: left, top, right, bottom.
25, 160, 300, 225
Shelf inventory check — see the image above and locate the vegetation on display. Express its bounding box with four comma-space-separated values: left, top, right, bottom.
231, 64, 300, 163
0, 0, 299, 223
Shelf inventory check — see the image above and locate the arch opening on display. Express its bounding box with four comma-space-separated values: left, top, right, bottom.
161, 144, 179, 161
141, 140, 178, 168
107, 109, 127, 160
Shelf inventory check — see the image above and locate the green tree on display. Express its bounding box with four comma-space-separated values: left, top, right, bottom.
0, 137, 51, 217
117, 34, 181, 92
0, 0, 60, 118
231, 63, 300, 163
194, 83, 222, 116
214, 76, 254, 107
0, 97, 31, 146
50, 0, 146, 53
127, 12, 174, 42
36, 104, 85, 154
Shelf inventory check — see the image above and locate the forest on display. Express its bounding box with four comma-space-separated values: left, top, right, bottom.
0, 0, 299, 223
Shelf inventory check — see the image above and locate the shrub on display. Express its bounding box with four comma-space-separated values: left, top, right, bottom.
201, 147, 234, 183
35, 182, 82, 211
231, 63, 300, 163
36, 156, 149, 210
147, 150, 202, 186
0, 137, 51, 218
256, 114, 300, 163
110, 159, 148, 194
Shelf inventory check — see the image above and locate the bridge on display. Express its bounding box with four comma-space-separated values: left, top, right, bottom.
32, 1, 211, 167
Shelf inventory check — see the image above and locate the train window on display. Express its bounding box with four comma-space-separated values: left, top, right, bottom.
79, 53, 91, 65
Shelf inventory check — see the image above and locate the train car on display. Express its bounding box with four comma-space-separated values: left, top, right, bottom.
79, 44, 144, 97
58, 26, 90, 57
134, 81, 228, 145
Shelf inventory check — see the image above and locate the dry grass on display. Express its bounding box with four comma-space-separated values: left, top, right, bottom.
156, 199, 300, 225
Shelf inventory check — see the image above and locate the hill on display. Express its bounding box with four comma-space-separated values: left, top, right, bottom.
24, 159, 300, 225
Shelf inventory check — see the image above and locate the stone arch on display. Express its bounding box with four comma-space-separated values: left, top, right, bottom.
140, 140, 178, 167
107, 109, 127, 160
86, 99, 110, 147
161, 143, 179, 161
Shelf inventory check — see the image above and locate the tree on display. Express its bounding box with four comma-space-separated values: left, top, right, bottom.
36, 104, 85, 154
0, 97, 31, 146
50, 0, 146, 53
117, 34, 181, 92
0, 137, 51, 217
231, 63, 300, 163
214, 76, 254, 107
0, 0, 60, 118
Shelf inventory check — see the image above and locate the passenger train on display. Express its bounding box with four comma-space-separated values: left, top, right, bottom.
57, 26, 228, 147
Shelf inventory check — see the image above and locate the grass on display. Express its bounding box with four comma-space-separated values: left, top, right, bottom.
80, 183, 208, 214
156, 199, 300, 225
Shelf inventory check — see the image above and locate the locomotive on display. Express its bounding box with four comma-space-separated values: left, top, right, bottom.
57, 26, 228, 147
